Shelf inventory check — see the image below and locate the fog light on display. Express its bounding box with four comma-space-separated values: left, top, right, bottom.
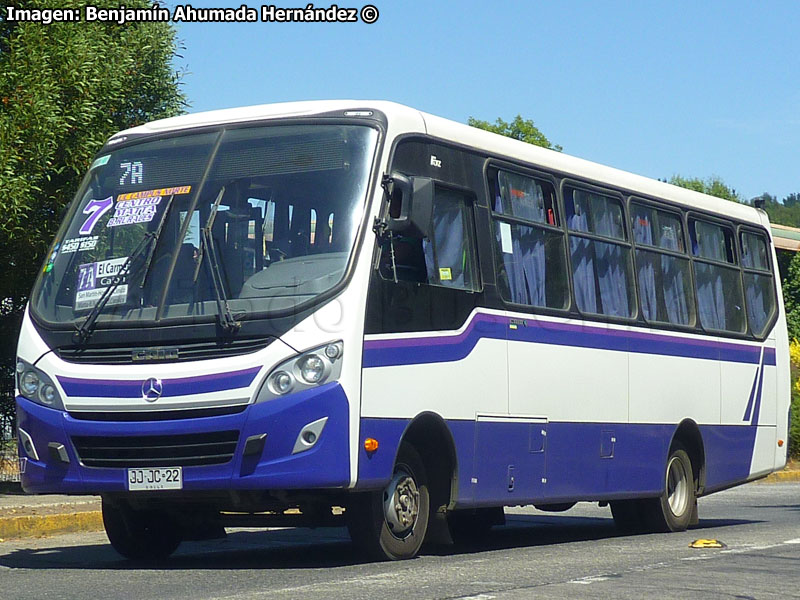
270, 371, 294, 395
39, 384, 57, 406
18, 428, 40, 461
324, 343, 342, 360
299, 355, 325, 383
21, 371, 40, 397
302, 431, 317, 444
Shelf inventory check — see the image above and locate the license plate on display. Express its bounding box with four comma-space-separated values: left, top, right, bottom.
127, 467, 182, 491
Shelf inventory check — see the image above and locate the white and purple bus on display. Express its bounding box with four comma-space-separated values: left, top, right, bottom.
15, 101, 790, 561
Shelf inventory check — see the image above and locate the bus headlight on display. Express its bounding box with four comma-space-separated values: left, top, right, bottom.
299, 355, 325, 384
16, 359, 65, 411
20, 371, 40, 397
257, 341, 343, 402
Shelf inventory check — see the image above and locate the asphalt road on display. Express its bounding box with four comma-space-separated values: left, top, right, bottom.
1, 482, 799, 600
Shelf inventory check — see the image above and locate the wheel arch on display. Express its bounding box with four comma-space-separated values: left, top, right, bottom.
397, 411, 459, 512
670, 419, 707, 495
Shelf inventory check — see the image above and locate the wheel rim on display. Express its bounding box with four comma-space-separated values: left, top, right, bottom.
666, 456, 689, 516
383, 467, 420, 539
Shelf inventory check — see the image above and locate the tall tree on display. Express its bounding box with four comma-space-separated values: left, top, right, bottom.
668, 175, 742, 203
0, 0, 186, 435
753, 193, 800, 229
468, 115, 562, 152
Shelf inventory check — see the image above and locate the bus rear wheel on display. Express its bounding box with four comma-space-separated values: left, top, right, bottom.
649, 444, 695, 532
347, 442, 430, 560
448, 507, 504, 544
102, 499, 182, 561
611, 444, 696, 534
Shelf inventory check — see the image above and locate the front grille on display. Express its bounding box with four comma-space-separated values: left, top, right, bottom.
56, 337, 271, 365
72, 430, 240, 468
69, 405, 247, 422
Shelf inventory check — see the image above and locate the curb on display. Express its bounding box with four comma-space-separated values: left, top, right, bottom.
760, 470, 800, 483
0, 511, 103, 541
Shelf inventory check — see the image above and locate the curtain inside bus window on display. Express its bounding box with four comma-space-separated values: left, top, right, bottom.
662, 254, 691, 325
632, 205, 657, 320
594, 240, 630, 317
741, 232, 769, 270
744, 272, 774, 336
590, 193, 629, 317
659, 224, 690, 325
423, 188, 474, 290
500, 173, 546, 305
695, 262, 745, 333
694, 220, 728, 262
499, 171, 546, 223
494, 193, 522, 302
693, 220, 730, 331
567, 206, 598, 314
695, 262, 726, 330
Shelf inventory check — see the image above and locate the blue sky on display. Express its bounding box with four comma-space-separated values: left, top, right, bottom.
174, 0, 800, 201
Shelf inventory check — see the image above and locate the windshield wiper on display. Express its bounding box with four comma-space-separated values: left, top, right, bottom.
193, 186, 241, 333
73, 194, 176, 344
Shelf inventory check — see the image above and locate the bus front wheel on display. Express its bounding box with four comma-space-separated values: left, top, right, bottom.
102, 499, 182, 561
347, 442, 430, 560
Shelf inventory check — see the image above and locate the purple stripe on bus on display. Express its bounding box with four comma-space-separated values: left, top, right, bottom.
57, 366, 261, 398
363, 311, 775, 368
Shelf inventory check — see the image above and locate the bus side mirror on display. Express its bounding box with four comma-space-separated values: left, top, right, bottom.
383, 173, 433, 239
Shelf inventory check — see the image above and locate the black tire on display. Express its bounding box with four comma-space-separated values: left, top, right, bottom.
102, 499, 182, 561
610, 499, 646, 533
347, 442, 430, 561
643, 443, 696, 532
448, 507, 504, 545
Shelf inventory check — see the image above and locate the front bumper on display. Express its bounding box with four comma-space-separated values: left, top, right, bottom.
16, 382, 350, 494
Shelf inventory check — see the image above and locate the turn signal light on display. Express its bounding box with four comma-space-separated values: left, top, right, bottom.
778, 439, 785, 447
364, 438, 379, 453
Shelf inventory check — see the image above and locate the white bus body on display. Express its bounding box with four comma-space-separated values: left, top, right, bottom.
15, 101, 789, 560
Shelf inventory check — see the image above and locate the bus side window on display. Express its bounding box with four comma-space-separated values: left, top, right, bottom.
423, 188, 477, 290
690, 218, 746, 334
740, 230, 776, 337
380, 187, 478, 291
491, 169, 568, 310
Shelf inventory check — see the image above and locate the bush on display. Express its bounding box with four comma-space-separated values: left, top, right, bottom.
788, 341, 800, 459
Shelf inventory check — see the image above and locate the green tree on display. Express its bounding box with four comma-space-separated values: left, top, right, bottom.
668, 175, 743, 203
0, 0, 186, 437
468, 115, 562, 152
784, 193, 800, 208
783, 252, 800, 342
752, 193, 800, 229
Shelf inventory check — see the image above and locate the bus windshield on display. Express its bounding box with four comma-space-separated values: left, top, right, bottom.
31, 124, 378, 328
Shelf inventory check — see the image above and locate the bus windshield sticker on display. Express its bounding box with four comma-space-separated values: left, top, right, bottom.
116, 186, 191, 202
61, 235, 99, 255
107, 186, 192, 229
439, 267, 452, 281
89, 155, 110, 171
74, 257, 129, 311
499, 222, 513, 254
107, 195, 163, 228
43, 243, 60, 273
79, 197, 114, 235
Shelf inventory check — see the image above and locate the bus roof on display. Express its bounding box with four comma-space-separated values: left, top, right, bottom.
111, 100, 766, 227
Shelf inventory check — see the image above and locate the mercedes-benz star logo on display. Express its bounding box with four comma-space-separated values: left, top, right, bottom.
141, 377, 163, 402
